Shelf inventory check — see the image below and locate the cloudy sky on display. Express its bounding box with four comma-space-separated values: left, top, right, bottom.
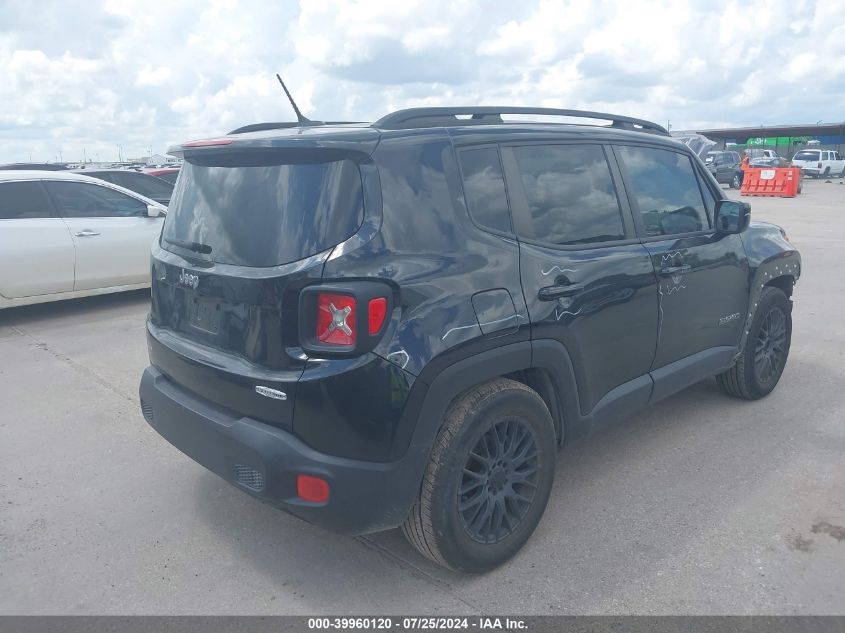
1, 0, 843, 164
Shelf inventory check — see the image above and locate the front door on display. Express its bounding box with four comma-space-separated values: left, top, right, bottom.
612, 144, 750, 382
503, 142, 659, 416
44, 180, 162, 290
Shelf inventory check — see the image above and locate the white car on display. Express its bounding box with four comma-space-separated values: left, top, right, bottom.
0, 170, 166, 309
790, 149, 845, 178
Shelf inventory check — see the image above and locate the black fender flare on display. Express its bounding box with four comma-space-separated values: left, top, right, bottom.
395, 338, 588, 463
737, 252, 801, 355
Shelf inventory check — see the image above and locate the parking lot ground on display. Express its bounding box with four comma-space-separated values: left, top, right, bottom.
1, 178, 844, 615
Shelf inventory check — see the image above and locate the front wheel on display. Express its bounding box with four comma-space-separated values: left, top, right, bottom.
717, 286, 792, 400
402, 378, 556, 572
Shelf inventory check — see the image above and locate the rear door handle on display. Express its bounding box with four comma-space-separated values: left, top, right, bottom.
659, 265, 690, 277
74, 230, 101, 237
538, 284, 584, 301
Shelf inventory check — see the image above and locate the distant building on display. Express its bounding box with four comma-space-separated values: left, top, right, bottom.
147, 153, 178, 166
685, 122, 845, 158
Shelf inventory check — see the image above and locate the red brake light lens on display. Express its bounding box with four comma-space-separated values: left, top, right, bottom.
316, 293, 356, 347
297, 474, 330, 503
368, 297, 388, 335
182, 138, 233, 147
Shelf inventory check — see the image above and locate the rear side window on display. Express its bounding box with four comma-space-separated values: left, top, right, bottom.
163, 156, 364, 267
45, 181, 148, 218
0, 181, 55, 219
458, 147, 511, 233
616, 145, 710, 237
511, 144, 625, 246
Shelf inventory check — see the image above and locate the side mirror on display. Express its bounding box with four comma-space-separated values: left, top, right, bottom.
147, 204, 164, 218
715, 200, 750, 234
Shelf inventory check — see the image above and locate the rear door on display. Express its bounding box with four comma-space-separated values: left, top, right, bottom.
44, 180, 163, 290
0, 180, 75, 298
503, 142, 658, 416
612, 144, 749, 396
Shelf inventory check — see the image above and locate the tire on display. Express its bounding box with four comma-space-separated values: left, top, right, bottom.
402, 378, 556, 572
731, 173, 742, 189
717, 286, 792, 400
839, 166, 845, 178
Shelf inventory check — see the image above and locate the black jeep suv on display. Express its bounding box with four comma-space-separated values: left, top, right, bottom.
139, 107, 800, 572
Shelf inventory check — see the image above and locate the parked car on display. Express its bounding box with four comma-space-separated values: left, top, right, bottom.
790, 149, 845, 178
143, 167, 180, 185
748, 156, 789, 168
705, 150, 744, 188
139, 107, 801, 572
75, 169, 174, 205
0, 171, 166, 309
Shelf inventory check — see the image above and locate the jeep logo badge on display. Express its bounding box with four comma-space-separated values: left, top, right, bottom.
178, 270, 199, 290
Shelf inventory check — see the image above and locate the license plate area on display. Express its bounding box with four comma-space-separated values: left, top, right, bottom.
188, 295, 222, 334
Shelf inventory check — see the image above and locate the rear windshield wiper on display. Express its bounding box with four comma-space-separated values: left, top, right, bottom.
164, 237, 212, 254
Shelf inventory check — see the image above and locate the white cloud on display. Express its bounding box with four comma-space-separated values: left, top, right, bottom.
0, 0, 842, 163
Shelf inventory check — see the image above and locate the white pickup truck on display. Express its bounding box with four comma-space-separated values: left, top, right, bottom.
790, 149, 845, 178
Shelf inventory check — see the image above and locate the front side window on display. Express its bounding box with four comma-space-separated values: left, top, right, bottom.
458, 147, 511, 233
511, 144, 625, 246
616, 145, 710, 237
0, 181, 55, 219
45, 181, 148, 218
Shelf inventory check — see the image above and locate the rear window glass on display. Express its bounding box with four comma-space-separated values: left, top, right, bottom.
162, 156, 364, 267
458, 147, 511, 233
793, 150, 820, 161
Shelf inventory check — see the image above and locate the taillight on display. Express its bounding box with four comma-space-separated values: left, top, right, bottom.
368, 297, 388, 335
182, 137, 233, 147
299, 283, 393, 355
316, 293, 356, 347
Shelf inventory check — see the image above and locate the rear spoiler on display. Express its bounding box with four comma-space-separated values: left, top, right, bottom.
168, 129, 380, 162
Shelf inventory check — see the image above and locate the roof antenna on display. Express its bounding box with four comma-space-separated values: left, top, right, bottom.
276, 74, 319, 126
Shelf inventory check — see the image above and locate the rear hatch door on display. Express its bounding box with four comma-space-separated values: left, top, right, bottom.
148, 130, 377, 428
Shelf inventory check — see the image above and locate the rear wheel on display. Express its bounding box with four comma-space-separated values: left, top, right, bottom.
402, 378, 556, 572
717, 286, 792, 400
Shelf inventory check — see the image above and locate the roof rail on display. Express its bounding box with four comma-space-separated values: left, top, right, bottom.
371, 107, 669, 136
228, 121, 365, 134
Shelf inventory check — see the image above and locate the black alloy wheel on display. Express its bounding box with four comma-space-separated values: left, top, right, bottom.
459, 418, 540, 544
754, 305, 788, 384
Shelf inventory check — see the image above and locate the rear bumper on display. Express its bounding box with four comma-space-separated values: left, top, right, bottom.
139, 366, 425, 535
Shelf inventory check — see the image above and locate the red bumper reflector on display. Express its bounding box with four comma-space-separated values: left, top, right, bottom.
297, 474, 330, 503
